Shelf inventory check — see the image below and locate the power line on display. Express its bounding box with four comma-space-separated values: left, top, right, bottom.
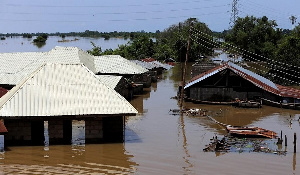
4, 0, 219, 8
190, 26, 300, 85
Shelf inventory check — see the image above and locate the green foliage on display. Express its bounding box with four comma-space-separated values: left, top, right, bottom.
268, 27, 300, 85
87, 42, 102, 56
225, 16, 281, 61
224, 15, 300, 85
113, 35, 156, 59
33, 34, 48, 43
156, 18, 213, 62
22, 33, 32, 38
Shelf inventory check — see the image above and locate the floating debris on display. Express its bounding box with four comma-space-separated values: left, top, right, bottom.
203, 136, 286, 155
206, 115, 277, 139
226, 125, 277, 139
168, 108, 207, 116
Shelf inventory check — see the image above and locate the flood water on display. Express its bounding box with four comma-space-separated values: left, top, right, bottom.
0, 36, 130, 52
0, 62, 300, 174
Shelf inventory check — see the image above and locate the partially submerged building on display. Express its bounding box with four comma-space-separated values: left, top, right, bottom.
184, 62, 300, 109
0, 63, 138, 146
0, 46, 150, 99
94, 55, 151, 88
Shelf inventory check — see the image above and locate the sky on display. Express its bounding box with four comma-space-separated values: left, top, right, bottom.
0, 0, 299, 33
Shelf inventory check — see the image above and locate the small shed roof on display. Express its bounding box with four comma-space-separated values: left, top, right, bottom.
0, 63, 138, 117
185, 62, 280, 96
94, 55, 148, 75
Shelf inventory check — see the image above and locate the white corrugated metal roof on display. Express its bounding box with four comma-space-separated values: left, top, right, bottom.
150, 61, 173, 70
96, 75, 123, 89
94, 55, 148, 74
184, 66, 227, 89
0, 64, 137, 117
0, 46, 96, 85
131, 60, 155, 70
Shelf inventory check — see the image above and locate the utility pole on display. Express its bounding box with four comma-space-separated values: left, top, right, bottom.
179, 21, 193, 108
178, 22, 183, 81
229, 0, 239, 29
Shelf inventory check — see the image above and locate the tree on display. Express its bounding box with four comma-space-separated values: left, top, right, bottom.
113, 35, 156, 59
225, 16, 281, 61
87, 42, 102, 56
268, 23, 300, 85
156, 18, 213, 62
289, 15, 297, 29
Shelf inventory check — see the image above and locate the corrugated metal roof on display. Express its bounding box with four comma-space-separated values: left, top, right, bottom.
0, 87, 8, 98
184, 62, 280, 96
0, 120, 8, 134
94, 55, 148, 74
277, 85, 300, 99
0, 63, 138, 117
185, 64, 227, 89
131, 60, 155, 70
141, 58, 156, 62
0, 46, 96, 85
150, 61, 173, 70
96, 75, 123, 89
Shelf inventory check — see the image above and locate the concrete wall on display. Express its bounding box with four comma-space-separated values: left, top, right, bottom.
48, 120, 72, 145
85, 118, 103, 144
85, 116, 125, 143
103, 116, 124, 143
3, 115, 125, 146
4, 120, 44, 145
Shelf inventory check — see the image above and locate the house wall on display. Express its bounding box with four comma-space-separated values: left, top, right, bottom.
3, 115, 125, 146
4, 120, 44, 145
48, 120, 72, 145
85, 116, 124, 143
85, 118, 103, 143
189, 87, 262, 101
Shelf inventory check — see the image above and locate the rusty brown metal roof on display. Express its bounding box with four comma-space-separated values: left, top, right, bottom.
0, 87, 8, 98
141, 58, 156, 62
277, 85, 300, 99
0, 120, 8, 134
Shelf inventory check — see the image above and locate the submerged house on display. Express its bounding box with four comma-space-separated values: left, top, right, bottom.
0, 46, 150, 99
184, 62, 300, 109
0, 63, 138, 146
94, 55, 151, 88
96, 75, 133, 99
94, 55, 151, 98
0, 46, 95, 89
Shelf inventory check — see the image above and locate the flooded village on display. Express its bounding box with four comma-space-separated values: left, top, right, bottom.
0, 44, 299, 174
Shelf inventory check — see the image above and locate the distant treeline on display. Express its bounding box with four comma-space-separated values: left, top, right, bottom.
0, 30, 159, 40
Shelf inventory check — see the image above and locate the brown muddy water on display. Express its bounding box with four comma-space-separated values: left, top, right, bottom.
1, 63, 300, 175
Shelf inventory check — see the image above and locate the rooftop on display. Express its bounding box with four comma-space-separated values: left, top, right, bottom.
0, 63, 138, 117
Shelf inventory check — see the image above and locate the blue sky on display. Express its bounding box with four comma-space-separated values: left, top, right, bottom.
0, 0, 299, 33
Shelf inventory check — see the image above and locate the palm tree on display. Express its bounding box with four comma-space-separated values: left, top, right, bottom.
289, 15, 297, 29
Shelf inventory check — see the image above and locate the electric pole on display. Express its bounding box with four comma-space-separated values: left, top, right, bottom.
229, 0, 239, 29
179, 21, 193, 108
